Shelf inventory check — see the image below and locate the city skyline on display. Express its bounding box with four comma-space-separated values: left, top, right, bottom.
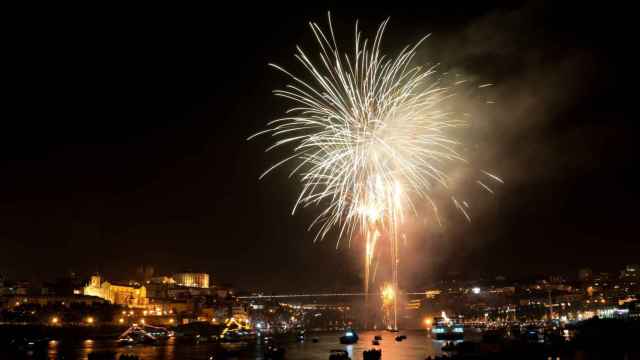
2, 3, 638, 292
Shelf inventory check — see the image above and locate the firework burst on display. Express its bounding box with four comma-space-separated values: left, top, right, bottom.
251, 15, 499, 243
250, 14, 501, 329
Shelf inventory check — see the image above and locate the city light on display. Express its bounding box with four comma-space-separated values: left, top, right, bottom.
140, 319, 145, 324
119, 318, 124, 324
424, 318, 433, 327
86, 317, 94, 324
51, 316, 59, 324
472, 287, 481, 294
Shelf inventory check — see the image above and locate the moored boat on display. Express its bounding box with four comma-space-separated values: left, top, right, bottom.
339, 329, 359, 344
432, 312, 464, 340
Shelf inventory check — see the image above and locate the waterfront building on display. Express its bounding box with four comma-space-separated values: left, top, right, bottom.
621, 264, 638, 279
83, 275, 148, 307
167, 285, 211, 300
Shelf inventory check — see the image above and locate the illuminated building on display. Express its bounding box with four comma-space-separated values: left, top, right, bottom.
173, 272, 210, 288
621, 264, 638, 279
83, 275, 148, 307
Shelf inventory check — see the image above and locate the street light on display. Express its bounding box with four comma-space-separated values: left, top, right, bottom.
86, 317, 94, 324
424, 318, 433, 327
51, 317, 59, 325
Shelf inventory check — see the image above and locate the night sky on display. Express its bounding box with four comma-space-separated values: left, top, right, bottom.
2, 3, 637, 292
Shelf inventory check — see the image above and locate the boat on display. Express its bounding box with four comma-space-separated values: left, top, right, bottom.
432, 312, 464, 340
363, 348, 382, 360
117, 324, 171, 346
118, 355, 140, 360
219, 331, 249, 347
523, 327, 543, 344
329, 349, 351, 360
339, 329, 359, 344
117, 335, 157, 346
87, 351, 118, 360
374, 335, 382, 341
372, 339, 380, 345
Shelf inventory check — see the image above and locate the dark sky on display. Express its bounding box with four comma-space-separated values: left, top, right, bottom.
2, 2, 637, 291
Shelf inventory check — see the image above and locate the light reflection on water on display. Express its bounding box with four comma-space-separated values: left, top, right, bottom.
47, 330, 448, 360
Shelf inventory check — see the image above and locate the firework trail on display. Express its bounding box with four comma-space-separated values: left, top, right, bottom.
250, 14, 501, 329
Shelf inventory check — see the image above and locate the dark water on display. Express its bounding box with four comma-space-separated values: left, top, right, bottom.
40, 330, 457, 360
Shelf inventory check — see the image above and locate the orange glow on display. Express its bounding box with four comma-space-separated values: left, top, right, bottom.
51, 317, 59, 324
424, 318, 433, 327
382, 284, 395, 304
